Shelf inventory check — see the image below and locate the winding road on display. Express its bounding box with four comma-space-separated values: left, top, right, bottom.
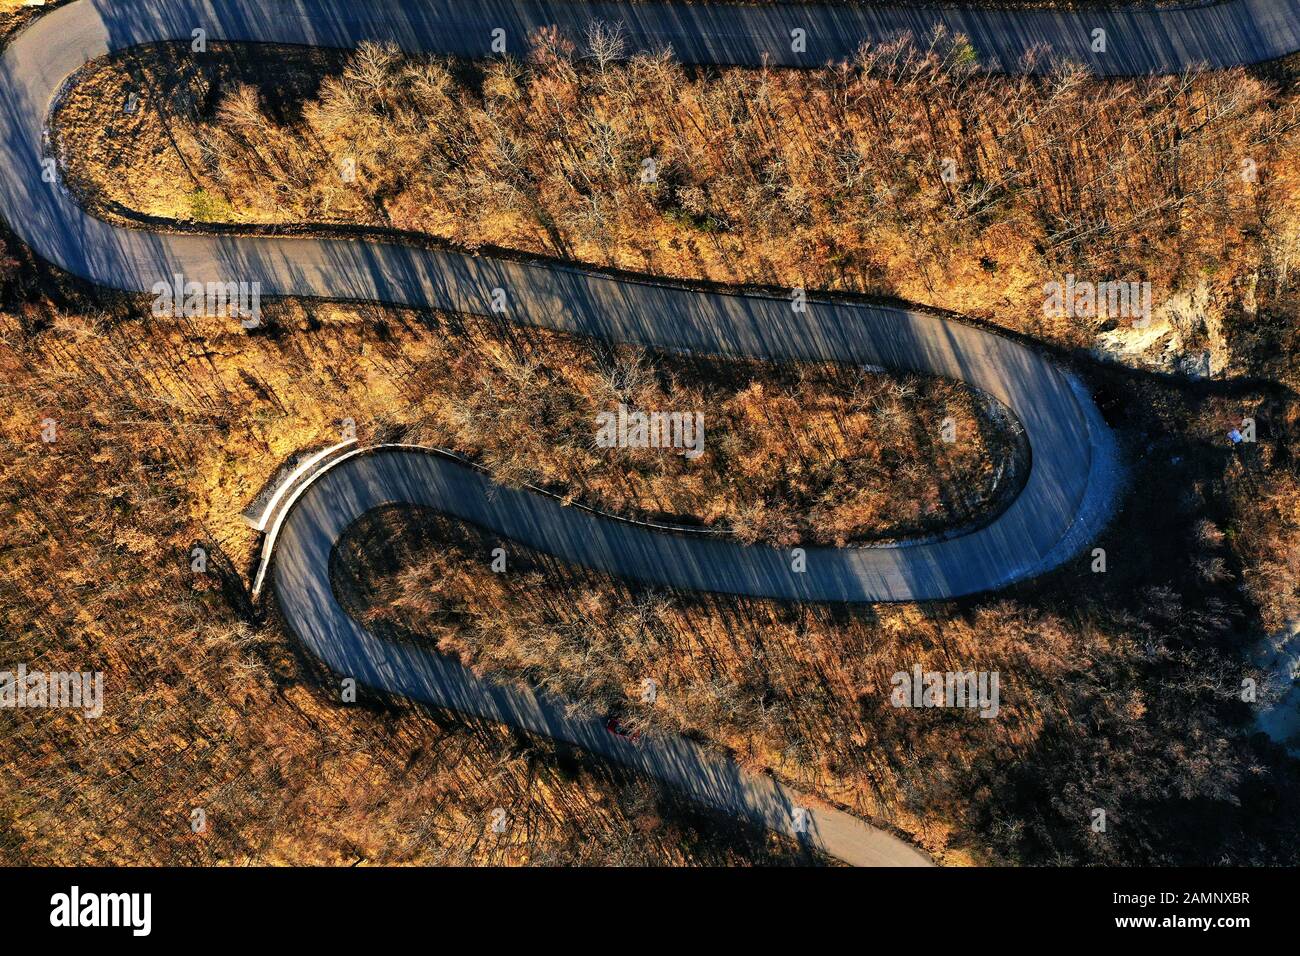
4, 0, 1288, 864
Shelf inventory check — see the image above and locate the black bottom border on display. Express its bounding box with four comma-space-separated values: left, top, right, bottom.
0, 865, 1284, 943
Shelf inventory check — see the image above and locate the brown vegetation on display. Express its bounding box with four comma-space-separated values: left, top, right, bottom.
57, 34, 1300, 372
0, 263, 829, 865
338, 362, 1300, 865
3, 15, 1298, 867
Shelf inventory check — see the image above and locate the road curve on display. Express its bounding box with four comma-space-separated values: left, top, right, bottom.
4, 0, 1132, 603
0, 0, 1233, 863
272, 444, 933, 865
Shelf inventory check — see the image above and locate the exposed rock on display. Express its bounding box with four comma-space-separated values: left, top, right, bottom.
1089, 280, 1229, 378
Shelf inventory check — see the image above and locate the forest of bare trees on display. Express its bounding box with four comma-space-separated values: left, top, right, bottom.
339, 373, 1300, 866
1, 16, 1295, 867
57, 30, 1300, 375
0, 278, 830, 865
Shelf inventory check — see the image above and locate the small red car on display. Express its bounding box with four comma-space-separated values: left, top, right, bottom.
604, 714, 641, 743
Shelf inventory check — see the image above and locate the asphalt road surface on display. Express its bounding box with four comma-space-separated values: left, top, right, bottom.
5, 0, 1276, 863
